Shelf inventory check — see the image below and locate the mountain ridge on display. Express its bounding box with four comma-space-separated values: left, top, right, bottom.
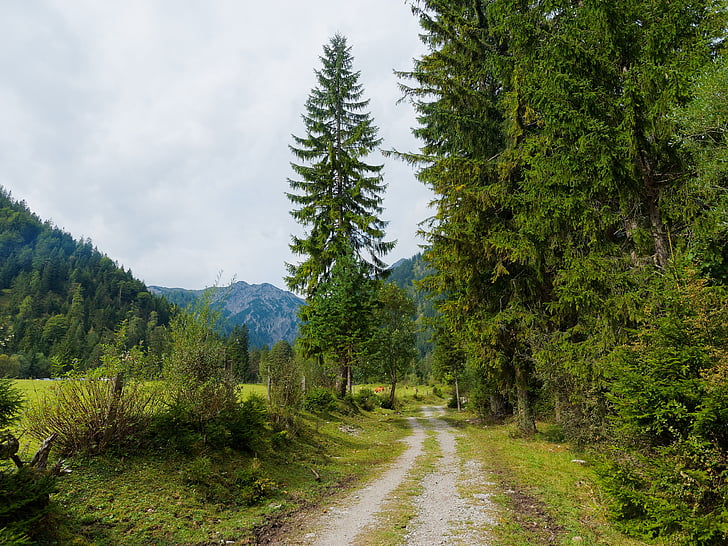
149, 281, 304, 348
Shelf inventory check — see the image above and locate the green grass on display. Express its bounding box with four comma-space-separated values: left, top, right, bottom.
52, 410, 412, 545
446, 413, 654, 546
357, 428, 441, 546
9, 381, 649, 544
10, 379, 415, 544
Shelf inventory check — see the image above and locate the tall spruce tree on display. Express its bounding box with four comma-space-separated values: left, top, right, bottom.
402, 0, 723, 438
287, 34, 394, 395
286, 34, 395, 298
404, 1, 727, 540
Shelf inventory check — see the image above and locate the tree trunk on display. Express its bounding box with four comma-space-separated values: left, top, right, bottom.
389, 370, 397, 408
515, 362, 536, 436
490, 393, 509, 422
638, 151, 670, 267
338, 364, 348, 398
455, 374, 461, 412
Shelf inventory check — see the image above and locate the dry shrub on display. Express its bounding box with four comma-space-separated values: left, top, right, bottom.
23, 375, 159, 456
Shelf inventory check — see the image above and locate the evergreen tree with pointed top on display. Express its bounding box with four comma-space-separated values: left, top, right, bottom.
286, 34, 395, 298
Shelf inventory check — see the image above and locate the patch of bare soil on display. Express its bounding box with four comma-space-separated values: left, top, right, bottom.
496, 475, 565, 545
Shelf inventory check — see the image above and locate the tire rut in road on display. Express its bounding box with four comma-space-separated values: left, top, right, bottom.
295, 416, 427, 545
403, 406, 497, 545
278, 407, 497, 545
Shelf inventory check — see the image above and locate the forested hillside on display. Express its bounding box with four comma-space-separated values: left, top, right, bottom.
0, 187, 172, 376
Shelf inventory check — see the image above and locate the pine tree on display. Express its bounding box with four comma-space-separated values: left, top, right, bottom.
298, 253, 378, 397
286, 34, 395, 298
367, 283, 417, 408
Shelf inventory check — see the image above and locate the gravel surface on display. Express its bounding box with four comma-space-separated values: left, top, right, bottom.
404, 406, 497, 545
279, 406, 497, 545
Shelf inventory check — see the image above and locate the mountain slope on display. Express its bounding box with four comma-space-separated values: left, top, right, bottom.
149, 281, 304, 348
386, 252, 436, 360
0, 186, 172, 377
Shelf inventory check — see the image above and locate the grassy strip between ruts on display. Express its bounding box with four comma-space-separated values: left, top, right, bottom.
355, 426, 440, 546
443, 411, 656, 546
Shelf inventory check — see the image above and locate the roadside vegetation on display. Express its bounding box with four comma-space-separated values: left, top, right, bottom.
3, 376, 653, 545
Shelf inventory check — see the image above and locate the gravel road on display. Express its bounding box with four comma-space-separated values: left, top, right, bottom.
276, 406, 497, 545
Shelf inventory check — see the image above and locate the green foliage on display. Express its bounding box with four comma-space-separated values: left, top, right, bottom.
403, 1, 727, 541
0, 378, 23, 429
386, 253, 437, 360
298, 254, 379, 396
162, 291, 237, 438
598, 271, 728, 544
0, 186, 172, 374
286, 34, 394, 297
672, 57, 728, 284
226, 323, 250, 381
353, 387, 381, 411
159, 292, 269, 451
265, 340, 301, 410
366, 283, 417, 407
0, 465, 57, 542
22, 324, 160, 455
23, 373, 158, 456
0, 527, 33, 545
303, 386, 336, 412
181, 456, 277, 506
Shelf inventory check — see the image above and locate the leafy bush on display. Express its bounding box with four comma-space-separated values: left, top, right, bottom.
182, 456, 277, 506
266, 340, 302, 410
160, 291, 265, 448
304, 386, 336, 412
354, 387, 381, 411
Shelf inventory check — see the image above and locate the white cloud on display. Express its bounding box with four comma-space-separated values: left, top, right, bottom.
0, 0, 432, 289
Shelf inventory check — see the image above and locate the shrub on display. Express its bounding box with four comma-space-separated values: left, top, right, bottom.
598, 272, 728, 545
151, 392, 269, 453
0, 465, 57, 542
354, 387, 381, 411
223, 394, 268, 452
182, 456, 277, 506
304, 386, 336, 412
266, 340, 302, 410
0, 379, 22, 428
23, 374, 158, 456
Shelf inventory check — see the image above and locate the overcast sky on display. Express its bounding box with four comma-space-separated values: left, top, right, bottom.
0, 1, 432, 291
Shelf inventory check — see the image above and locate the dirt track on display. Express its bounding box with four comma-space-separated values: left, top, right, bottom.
268, 406, 497, 545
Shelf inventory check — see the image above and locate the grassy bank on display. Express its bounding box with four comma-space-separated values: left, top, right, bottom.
445, 412, 653, 546
11, 380, 418, 544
